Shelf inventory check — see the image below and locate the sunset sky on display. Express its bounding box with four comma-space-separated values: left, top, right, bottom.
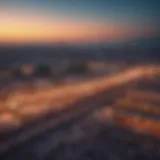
0, 0, 159, 44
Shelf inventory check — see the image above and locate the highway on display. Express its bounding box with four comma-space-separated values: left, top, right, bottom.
0, 66, 160, 159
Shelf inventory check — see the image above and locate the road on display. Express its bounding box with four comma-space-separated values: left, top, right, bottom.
1, 83, 159, 160
0, 66, 159, 159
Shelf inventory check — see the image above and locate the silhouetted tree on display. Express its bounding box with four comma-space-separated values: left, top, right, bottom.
34, 64, 52, 77
66, 62, 88, 75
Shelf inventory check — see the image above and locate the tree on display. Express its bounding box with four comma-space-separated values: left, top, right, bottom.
66, 62, 88, 75
34, 64, 52, 77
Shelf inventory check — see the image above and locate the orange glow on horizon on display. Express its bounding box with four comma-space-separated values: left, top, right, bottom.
0, 10, 155, 44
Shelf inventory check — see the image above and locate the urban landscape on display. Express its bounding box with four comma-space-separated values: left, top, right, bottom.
0, 61, 159, 160
0, 0, 160, 159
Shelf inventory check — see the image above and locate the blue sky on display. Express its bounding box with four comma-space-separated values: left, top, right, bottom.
1, 0, 159, 22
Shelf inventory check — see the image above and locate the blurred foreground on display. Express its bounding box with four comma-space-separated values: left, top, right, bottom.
0, 65, 160, 160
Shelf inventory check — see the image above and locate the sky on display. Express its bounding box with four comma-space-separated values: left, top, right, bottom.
0, 0, 159, 45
